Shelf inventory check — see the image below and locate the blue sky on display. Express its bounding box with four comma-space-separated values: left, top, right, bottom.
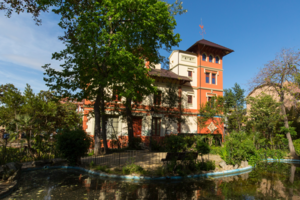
1, 0, 300, 95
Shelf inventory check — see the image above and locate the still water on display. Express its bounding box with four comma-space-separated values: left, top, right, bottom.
5, 162, 300, 200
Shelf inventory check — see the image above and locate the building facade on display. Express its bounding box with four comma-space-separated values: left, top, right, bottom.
82, 39, 233, 146
246, 82, 300, 114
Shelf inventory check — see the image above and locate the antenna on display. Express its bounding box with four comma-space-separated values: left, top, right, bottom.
199, 19, 206, 39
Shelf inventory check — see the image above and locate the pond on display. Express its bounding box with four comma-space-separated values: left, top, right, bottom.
5, 162, 300, 200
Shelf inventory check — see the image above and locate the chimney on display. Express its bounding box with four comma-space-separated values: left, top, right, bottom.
155, 63, 161, 70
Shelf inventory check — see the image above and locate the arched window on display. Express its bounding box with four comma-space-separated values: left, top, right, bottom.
215, 56, 220, 64
209, 55, 213, 62
202, 53, 206, 61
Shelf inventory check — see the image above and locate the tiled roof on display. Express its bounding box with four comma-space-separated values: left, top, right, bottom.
149, 68, 191, 82
186, 39, 234, 53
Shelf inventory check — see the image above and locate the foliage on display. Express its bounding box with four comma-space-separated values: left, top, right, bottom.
213, 131, 288, 166
87, 150, 94, 156
249, 48, 300, 157
150, 138, 165, 151
122, 159, 144, 175
95, 165, 110, 173
159, 83, 185, 135
196, 140, 210, 160
224, 83, 247, 132
1, 0, 187, 26
55, 129, 92, 165
164, 134, 196, 152
0, 83, 81, 163
198, 96, 225, 136
247, 93, 282, 143
210, 145, 222, 155
248, 148, 286, 166
43, 0, 186, 153
222, 131, 257, 165
164, 135, 185, 152
294, 138, 300, 156
164, 159, 215, 176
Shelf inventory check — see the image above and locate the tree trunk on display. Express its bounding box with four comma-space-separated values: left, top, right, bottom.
281, 99, 298, 158
93, 93, 101, 156
289, 164, 296, 184
126, 97, 134, 149
100, 88, 108, 154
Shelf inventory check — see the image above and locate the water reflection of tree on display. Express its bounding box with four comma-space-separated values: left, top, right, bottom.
219, 163, 300, 199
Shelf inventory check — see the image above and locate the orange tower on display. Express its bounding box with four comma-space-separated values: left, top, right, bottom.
185, 39, 234, 135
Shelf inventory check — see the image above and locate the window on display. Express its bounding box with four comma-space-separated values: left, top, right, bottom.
209, 55, 213, 62
152, 118, 161, 136
208, 96, 214, 108
202, 53, 206, 61
106, 117, 119, 136
188, 71, 192, 78
154, 91, 162, 105
205, 72, 210, 83
208, 96, 212, 102
188, 95, 192, 104
212, 74, 216, 84
215, 56, 219, 64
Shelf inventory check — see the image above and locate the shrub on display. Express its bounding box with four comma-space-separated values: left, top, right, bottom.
196, 160, 215, 171
164, 135, 186, 152
222, 131, 256, 165
122, 159, 144, 175
150, 138, 164, 151
129, 137, 142, 150
294, 139, 300, 156
196, 140, 210, 161
55, 129, 92, 165
164, 135, 197, 152
95, 165, 110, 173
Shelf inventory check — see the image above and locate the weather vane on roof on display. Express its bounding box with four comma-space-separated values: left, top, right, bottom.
199, 19, 206, 39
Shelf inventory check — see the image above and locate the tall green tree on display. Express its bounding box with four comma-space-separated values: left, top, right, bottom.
249, 48, 300, 158
43, 0, 183, 153
246, 93, 283, 148
0, 83, 81, 156
224, 83, 246, 132
0, 84, 24, 133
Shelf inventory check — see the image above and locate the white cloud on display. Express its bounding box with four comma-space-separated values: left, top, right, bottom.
0, 11, 65, 71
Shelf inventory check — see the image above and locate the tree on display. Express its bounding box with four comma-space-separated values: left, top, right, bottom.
160, 82, 185, 135
0, 84, 24, 133
249, 48, 300, 158
0, 83, 81, 157
43, 0, 183, 153
224, 83, 247, 132
1, 0, 186, 25
246, 93, 282, 148
55, 129, 92, 165
198, 96, 225, 143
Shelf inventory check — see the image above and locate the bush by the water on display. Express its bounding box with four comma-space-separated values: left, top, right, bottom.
55, 129, 92, 165
122, 159, 144, 175
218, 131, 287, 166
164, 159, 215, 176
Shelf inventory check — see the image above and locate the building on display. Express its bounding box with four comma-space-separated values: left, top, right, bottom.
82, 39, 233, 146
246, 82, 300, 113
